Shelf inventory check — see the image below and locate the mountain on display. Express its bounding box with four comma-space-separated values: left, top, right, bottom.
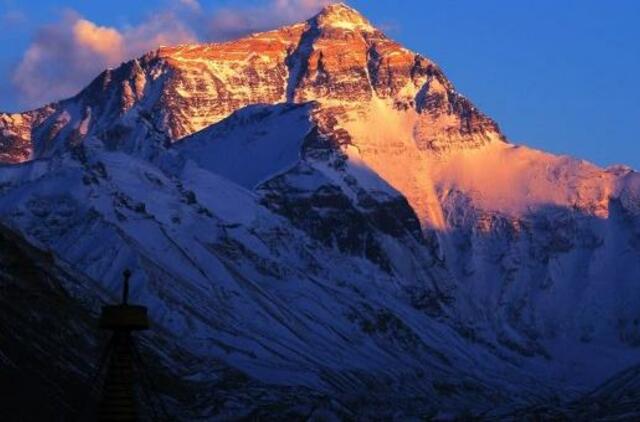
0, 3, 502, 163
1, 3, 639, 418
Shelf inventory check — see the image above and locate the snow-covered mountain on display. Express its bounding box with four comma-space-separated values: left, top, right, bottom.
1, 3, 639, 419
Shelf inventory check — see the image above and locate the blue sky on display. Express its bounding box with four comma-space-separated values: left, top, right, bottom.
1, 0, 638, 168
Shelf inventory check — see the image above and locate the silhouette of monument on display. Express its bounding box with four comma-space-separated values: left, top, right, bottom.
96, 270, 152, 421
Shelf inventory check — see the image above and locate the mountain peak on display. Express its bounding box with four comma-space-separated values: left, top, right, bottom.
313, 2, 374, 31
0, 0, 504, 163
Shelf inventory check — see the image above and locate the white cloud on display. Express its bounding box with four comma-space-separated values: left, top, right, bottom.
72, 19, 124, 61
1, 9, 26, 26
206, 0, 336, 40
178, 0, 202, 12
11, 10, 196, 108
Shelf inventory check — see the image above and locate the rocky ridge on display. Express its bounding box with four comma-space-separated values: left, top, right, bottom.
0, 3, 502, 163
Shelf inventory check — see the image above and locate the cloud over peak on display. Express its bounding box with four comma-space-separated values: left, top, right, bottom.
206, 0, 335, 40
72, 19, 124, 61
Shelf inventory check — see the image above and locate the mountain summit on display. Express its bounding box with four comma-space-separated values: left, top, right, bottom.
312, 2, 375, 30
0, 4, 639, 419
0, 2, 504, 227
0, 2, 502, 163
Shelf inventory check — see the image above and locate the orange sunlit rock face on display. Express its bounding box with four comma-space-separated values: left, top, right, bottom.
0, 3, 517, 232
0, 3, 502, 164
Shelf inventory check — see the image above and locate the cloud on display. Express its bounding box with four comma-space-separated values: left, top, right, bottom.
178, 0, 202, 12
1, 9, 27, 26
121, 11, 197, 52
8, 0, 339, 110
72, 19, 124, 61
206, 0, 336, 40
11, 10, 196, 108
